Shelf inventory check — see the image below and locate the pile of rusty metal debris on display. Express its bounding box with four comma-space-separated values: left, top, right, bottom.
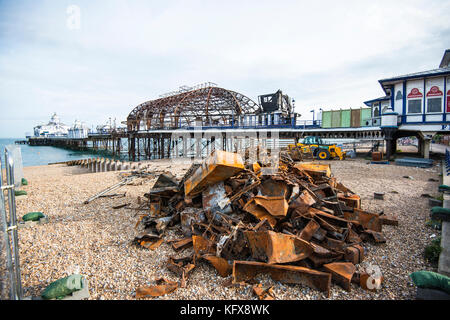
133, 150, 398, 299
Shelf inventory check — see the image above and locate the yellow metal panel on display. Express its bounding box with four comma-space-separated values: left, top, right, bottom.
184, 150, 245, 196
294, 162, 332, 177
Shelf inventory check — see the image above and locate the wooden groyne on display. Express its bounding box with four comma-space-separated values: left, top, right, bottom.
54, 158, 146, 173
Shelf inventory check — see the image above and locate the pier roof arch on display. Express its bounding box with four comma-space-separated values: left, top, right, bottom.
126, 85, 261, 131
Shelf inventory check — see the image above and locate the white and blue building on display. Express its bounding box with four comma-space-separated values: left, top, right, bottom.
363, 49, 450, 158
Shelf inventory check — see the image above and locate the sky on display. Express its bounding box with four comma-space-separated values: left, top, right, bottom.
0, 0, 449, 138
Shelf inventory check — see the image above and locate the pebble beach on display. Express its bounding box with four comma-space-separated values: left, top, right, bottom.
14, 157, 441, 300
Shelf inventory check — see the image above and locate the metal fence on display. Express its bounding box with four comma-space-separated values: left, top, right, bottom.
0, 146, 23, 300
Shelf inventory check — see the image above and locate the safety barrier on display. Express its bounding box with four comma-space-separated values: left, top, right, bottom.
0, 146, 23, 300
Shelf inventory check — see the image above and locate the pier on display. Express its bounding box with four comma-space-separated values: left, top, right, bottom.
21, 128, 127, 158
16, 66, 450, 162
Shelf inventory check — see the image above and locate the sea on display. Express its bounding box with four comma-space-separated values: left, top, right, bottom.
0, 138, 119, 168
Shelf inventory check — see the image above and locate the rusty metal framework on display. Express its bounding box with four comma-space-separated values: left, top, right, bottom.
127, 85, 261, 131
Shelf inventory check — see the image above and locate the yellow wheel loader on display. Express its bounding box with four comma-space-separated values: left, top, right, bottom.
287, 136, 346, 161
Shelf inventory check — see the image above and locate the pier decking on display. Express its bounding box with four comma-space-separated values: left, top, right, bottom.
22, 131, 127, 158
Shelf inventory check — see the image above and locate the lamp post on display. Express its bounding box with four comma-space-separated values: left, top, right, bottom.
310, 109, 315, 125
291, 99, 296, 127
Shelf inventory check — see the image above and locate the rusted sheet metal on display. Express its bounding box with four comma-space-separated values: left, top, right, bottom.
298, 190, 317, 206
149, 201, 161, 216
233, 261, 331, 296
325, 237, 345, 252
259, 179, 289, 197
335, 182, 355, 194
225, 180, 261, 207
192, 235, 216, 257
149, 173, 179, 195
169, 255, 194, 265
318, 206, 338, 215
180, 208, 206, 236
328, 177, 337, 188
142, 238, 164, 250
308, 242, 343, 267
229, 178, 247, 190
171, 237, 193, 252
344, 209, 382, 232
245, 230, 313, 264
361, 230, 386, 243
312, 227, 327, 242
379, 214, 399, 226
219, 228, 251, 261
202, 181, 232, 214
294, 162, 332, 178
289, 197, 312, 217
253, 196, 288, 217
167, 256, 195, 278
252, 218, 272, 231
136, 278, 178, 298
184, 150, 245, 196
298, 219, 320, 241
347, 228, 362, 243
201, 255, 232, 277
314, 215, 343, 235
133, 233, 163, 250
195, 221, 230, 235
293, 168, 315, 185
308, 208, 348, 229
141, 214, 175, 235
252, 284, 275, 300
135, 215, 146, 229
175, 200, 185, 211
337, 194, 361, 209
311, 184, 335, 200
323, 262, 356, 292
252, 162, 262, 176
243, 198, 278, 228
344, 244, 364, 264
154, 216, 174, 234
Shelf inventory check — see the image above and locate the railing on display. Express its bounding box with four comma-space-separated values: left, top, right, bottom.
88, 128, 127, 136
0, 146, 23, 300
400, 112, 450, 125
133, 120, 323, 132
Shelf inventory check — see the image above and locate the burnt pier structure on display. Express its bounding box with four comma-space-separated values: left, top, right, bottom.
21, 82, 442, 161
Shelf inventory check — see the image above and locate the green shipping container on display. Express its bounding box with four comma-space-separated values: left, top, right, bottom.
322, 111, 332, 128
360, 108, 372, 127
321, 107, 373, 128
331, 110, 341, 128
341, 110, 351, 128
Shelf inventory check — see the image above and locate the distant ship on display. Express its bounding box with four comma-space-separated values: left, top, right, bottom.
33, 113, 70, 137
32, 113, 91, 139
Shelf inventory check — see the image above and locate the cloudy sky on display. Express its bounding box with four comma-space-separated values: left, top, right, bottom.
0, 0, 449, 138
